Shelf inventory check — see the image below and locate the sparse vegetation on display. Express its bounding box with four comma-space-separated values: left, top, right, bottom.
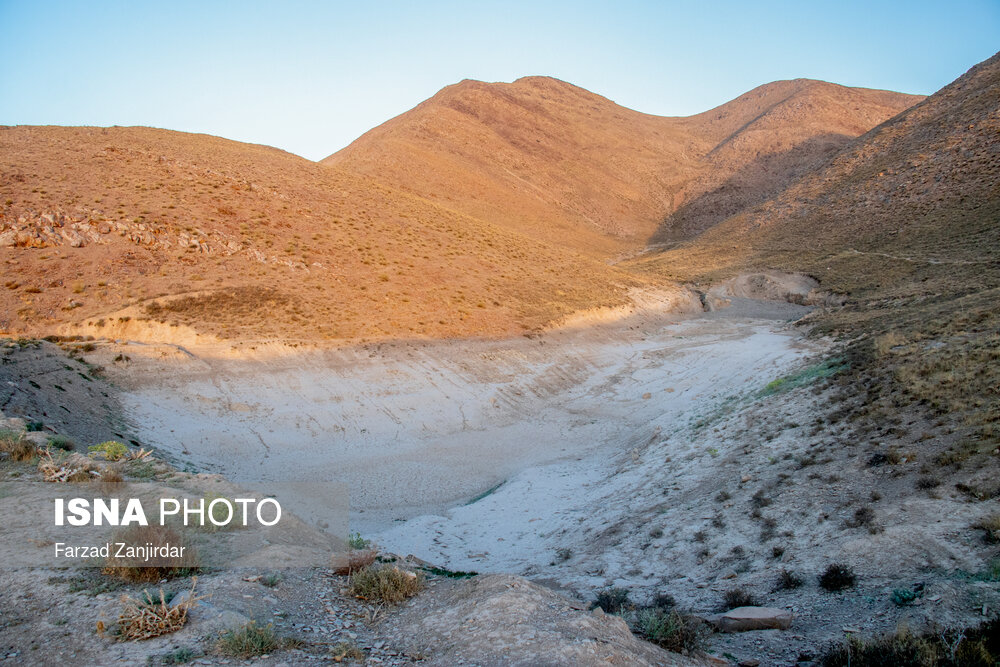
347, 565, 423, 604
721, 587, 759, 610
775, 569, 804, 591
634, 608, 707, 654
116, 583, 200, 641
819, 563, 857, 592
89, 440, 129, 461
592, 587, 631, 614
818, 619, 1000, 666
102, 525, 197, 582
217, 621, 279, 658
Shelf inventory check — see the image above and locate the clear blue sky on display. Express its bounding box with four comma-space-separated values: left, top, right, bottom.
1, 1, 997, 161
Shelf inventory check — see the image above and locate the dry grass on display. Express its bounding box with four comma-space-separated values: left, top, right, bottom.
37, 450, 96, 482
0, 429, 37, 461
217, 622, 279, 658
330, 549, 377, 575
116, 581, 201, 641
102, 524, 197, 582
347, 565, 424, 604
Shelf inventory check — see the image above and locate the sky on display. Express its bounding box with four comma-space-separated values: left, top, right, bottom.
1, 1, 997, 161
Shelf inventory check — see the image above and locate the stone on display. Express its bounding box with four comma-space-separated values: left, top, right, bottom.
716, 607, 793, 632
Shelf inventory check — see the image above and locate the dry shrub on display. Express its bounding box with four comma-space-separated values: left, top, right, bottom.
975, 514, 1000, 544
0, 429, 37, 461
97, 465, 126, 495
37, 450, 96, 482
117, 581, 201, 641
102, 524, 198, 583
348, 565, 423, 604
330, 549, 377, 575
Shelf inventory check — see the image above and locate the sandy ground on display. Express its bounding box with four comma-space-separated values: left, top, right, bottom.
113, 300, 815, 537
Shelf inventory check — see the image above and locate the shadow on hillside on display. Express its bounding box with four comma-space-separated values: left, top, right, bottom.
648, 133, 851, 247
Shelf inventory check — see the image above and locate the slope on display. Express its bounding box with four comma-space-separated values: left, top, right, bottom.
633, 51, 1000, 460
324, 76, 920, 255
0, 126, 648, 344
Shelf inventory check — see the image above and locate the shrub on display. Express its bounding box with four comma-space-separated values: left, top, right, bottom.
330, 641, 365, 662
890, 588, 919, 606
916, 476, 941, 490
974, 514, 1000, 544
818, 620, 1000, 666
592, 587, 631, 614
775, 569, 804, 591
47, 434, 75, 451
347, 531, 370, 550
89, 440, 129, 461
260, 573, 282, 588
116, 583, 200, 641
635, 608, 707, 654
0, 429, 37, 462
102, 525, 197, 582
819, 563, 856, 592
217, 622, 278, 658
348, 565, 423, 604
721, 587, 759, 610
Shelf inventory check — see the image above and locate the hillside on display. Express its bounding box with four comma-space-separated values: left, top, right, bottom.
324, 76, 920, 255
633, 51, 1000, 460
0, 126, 648, 343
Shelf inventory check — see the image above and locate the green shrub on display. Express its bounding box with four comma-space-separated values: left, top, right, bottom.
89, 440, 128, 461
635, 608, 707, 654
592, 587, 631, 614
347, 531, 370, 550
47, 435, 75, 451
217, 622, 278, 658
890, 588, 919, 606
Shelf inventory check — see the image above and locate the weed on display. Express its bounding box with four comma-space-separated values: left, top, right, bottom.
418, 566, 478, 579
721, 587, 759, 610
916, 476, 941, 490
0, 429, 37, 462
974, 514, 1000, 543
102, 525, 197, 582
330, 640, 365, 662
592, 587, 631, 614
775, 569, 804, 591
47, 435, 75, 451
818, 619, 1000, 666
89, 440, 128, 461
348, 565, 423, 604
347, 531, 370, 550
116, 582, 200, 641
634, 608, 707, 654
260, 573, 283, 588
890, 588, 919, 606
819, 563, 856, 592
156, 647, 196, 664
217, 622, 278, 658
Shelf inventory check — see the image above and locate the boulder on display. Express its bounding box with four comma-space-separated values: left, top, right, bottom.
717, 606, 793, 632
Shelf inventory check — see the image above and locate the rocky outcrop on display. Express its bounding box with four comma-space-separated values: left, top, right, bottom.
379, 574, 702, 666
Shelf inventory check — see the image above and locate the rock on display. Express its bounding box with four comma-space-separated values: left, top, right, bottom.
716, 607, 793, 632
739, 660, 761, 667
24, 432, 51, 447
378, 574, 699, 665
0, 417, 28, 431
0, 230, 15, 247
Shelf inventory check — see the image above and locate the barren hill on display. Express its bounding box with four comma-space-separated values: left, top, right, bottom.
324, 76, 920, 254
0, 126, 647, 343
633, 50, 1000, 451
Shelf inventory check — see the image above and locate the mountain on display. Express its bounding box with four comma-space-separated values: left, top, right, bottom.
0, 126, 647, 343
324, 76, 920, 255
633, 51, 1000, 449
